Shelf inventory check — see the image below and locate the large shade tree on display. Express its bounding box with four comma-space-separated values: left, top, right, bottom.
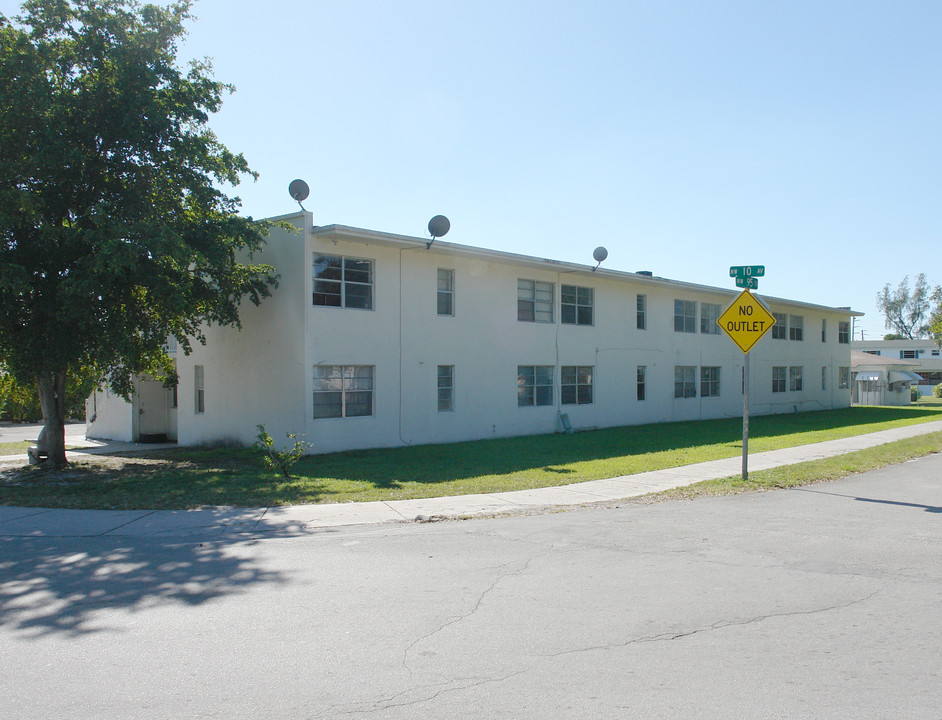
875, 274, 937, 340
0, 0, 277, 466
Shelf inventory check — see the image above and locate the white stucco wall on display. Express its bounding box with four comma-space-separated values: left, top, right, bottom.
87, 214, 858, 453
86, 388, 134, 442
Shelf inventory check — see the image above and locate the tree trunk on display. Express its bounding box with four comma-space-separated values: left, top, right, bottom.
37, 371, 68, 467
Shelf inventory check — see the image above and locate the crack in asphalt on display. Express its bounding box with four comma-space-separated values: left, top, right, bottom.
545, 586, 886, 659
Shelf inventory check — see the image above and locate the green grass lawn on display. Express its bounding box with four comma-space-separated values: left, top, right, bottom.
1, 403, 941, 510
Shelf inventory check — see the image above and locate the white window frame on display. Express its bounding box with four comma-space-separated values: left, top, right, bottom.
313, 254, 374, 310
561, 365, 593, 405
701, 366, 721, 397
789, 315, 804, 341
637, 365, 646, 401
437, 269, 454, 316
772, 312, 787, 340
839, 366, 850, 389
194, 365, 204, 414
561, 285, 594, 326
772, 366, 786, 393
518, 365, 554, 406
313, 365, 374, 419
518, 280, 554, 323
637, 294, 646, 330
838, 321, 850, 344
674, 365, 696, 398
789, 366, 803, 392
674, 300, 696, 333
700, 303, 721, 335
437, 365, 454, 412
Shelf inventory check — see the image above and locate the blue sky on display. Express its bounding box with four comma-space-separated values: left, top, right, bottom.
5, 0, 940, 338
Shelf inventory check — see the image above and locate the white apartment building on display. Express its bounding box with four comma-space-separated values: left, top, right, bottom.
87, 211, 860, 453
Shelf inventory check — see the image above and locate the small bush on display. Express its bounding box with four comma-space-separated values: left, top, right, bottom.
911, 386, 921, 402
254, 424, 312, 478
934, 383, 942, 399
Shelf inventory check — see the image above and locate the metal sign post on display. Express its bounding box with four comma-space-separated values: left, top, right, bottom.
718, 268, 774, 482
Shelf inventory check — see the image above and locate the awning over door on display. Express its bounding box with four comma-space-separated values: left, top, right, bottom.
855, 372, 881, 382
889, 370, 922, 384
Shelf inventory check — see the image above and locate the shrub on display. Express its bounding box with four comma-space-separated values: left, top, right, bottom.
254, 424, 312, 478
934, 383, 942, 399
911, 386, 921, 403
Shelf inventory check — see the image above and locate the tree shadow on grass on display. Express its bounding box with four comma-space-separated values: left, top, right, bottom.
0, 533, 293, 637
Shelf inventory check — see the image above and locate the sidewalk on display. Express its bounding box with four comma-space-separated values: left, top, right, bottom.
2, 420, 941, 539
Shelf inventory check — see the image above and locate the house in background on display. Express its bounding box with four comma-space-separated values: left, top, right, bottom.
87, 211, 861, 454
852, 339, 942, 396
849, 350, 922, 406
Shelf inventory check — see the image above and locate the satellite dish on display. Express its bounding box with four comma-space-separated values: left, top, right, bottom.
288, 179, 310, 210
592, 246, 608, 271
426, 215, 451, 249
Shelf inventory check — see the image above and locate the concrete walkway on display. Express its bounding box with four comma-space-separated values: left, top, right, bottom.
2, 420, 941, 539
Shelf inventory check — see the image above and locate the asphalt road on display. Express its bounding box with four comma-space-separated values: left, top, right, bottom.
1, 454, 940, 719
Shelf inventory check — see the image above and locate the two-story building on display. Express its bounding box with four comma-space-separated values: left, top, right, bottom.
853, 338, 942, 396
87, 211, 861, 453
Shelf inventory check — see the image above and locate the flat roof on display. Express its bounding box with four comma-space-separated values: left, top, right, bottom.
288, 217, 863, 317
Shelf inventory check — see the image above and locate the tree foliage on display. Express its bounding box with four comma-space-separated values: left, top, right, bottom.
875, 274, 938, 340
0, 0, 278, 464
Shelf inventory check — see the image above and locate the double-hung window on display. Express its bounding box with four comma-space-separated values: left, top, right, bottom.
789, 366, 803, 392
314, 254, 374, 309
194, 365, 205, 414
636, 294, 646, 330
637, 365, 646, 401
561, 366, 593, 405
674, 366, 696, 398
821, 319, 827, 342
839, 366, 850, 389
674, 300, 696, 333
518, 365, 553, 406
772, 366, 787, 393
700, 303, 721, 335
561, 285, 593, 325
772, 312, 787, 339
437, 269, 454, 316
789, 315, 804, 341
701, 366, 721, 397
437, 365, 454, 411
313, 365, 374, 418
518, 280, 554, 323
838, 321, 849, 344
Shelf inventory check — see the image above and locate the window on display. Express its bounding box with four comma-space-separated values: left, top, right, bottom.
772, 366, 786, 393
789, 315, 804, 341
636, 294, 646, 330
821, 319, 827, 342
822, 366, 827, 391
437, 365, 454, 411
901, 350, 918, 359
674, 300, 696, 333
313, 254, 373, 309
789, 366, 803, 392
194, 365, 204, 414
518, 280, 554, 323
701, 366, 721, 397
561, 366, 593, 405
437, 269, 454, 316
933, 349, 941, 357
637, 365, 646, 401
313, 365, 374, 418
561, 285, 593, 325
838, 321, 849, 344
772, 312, 787, 339
839, 366, 850, 389
518, 365, 553, 406
700, 303, 721, 334
674, 366, 696, 398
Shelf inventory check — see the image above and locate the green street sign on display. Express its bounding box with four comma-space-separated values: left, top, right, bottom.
729, 265, 765, 279
735, 276, 758, 289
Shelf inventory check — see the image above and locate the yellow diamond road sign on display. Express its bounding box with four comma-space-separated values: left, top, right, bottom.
717, 289, 776, 354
